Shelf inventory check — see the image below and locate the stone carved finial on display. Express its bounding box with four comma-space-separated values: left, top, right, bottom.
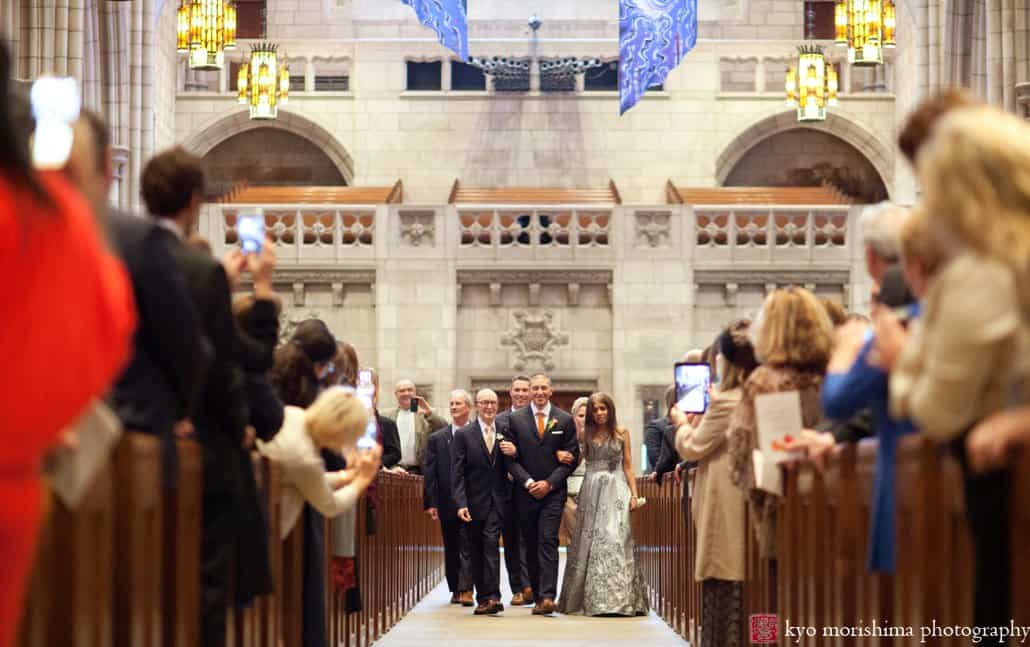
500, 310, 570, 373
293, 282, 306, 307
724, 282, 739, 307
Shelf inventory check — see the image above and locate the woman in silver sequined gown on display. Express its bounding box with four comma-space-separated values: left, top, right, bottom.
558, 393, 649, 617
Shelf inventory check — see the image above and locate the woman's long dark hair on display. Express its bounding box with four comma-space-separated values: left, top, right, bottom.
584, 392, 623, 457
271, 319, 337, 408
0, 42, 49, 205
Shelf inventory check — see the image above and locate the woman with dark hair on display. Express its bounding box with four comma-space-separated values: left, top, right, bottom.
671, 320, 758, 647
325, 341, 360, 389
558, 393, 648, 617
0, 43, 136, 645
271, 319, 338, 408
269, 318, 340, 647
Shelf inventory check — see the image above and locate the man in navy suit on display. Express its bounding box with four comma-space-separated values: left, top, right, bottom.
451, 389, 509, 615
499, 374, 579, 615
423, 390, 475, 606
495, 375, 532, 605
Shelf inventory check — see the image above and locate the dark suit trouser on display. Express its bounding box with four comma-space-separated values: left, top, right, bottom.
440, 519, 474, 593
519, 491, 564, 601
201, 493, 234, 647
954, 434, 1011, 629
502, 494, 528, 591
468, 509, 503, 604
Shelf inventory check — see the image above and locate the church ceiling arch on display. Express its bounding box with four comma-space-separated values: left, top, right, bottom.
182, 109, 355, 185
715, 110, 895, 200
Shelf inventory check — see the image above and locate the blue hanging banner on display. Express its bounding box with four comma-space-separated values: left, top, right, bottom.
618, 0, 697, 114
400, 0, 470, 62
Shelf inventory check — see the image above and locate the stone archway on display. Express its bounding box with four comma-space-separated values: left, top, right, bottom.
181, 109, 355, 184
715, 110, 894, 198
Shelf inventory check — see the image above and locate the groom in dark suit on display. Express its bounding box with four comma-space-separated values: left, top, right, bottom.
451, 389, 509, 615
499, 373, 579, 615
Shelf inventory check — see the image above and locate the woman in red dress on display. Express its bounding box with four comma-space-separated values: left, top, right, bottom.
0, 43, 136, 647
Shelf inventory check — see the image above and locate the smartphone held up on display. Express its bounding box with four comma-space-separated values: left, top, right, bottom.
674, 362, 711, 414
355, 369, 377, 451
237, 209, 265, 254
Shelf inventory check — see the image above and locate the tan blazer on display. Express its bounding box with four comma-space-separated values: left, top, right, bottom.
381, 406, 448, 469
890, 252, 1027, 439
258, 406, 361, 539
676, 388, 746, 582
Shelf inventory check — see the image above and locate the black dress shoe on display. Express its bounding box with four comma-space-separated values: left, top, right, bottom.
485, 600, 504, 615
450, 593, 461, 604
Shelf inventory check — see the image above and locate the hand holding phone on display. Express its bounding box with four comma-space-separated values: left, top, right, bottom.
409, 396, 420, 414
675, 362, 712, 414
237, 210, 265, 254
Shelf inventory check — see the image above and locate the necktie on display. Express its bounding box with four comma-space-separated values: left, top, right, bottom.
536, 412, 546, 439
485, 425, 495, 453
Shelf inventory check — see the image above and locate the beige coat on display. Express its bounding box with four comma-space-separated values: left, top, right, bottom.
258, 406, 361, 539
676, 388, 746, 582
890, 252, 1028, 438
381, 406, 448, 469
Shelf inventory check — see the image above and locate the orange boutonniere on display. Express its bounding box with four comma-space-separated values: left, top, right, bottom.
546, 419, 557, 433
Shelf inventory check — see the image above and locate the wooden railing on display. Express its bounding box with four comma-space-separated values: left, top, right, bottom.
18, 436, 442, 647
634, 436, 1030, 645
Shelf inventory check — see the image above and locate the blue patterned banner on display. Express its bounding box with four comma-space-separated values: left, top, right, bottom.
619, 0, 698, 114
400, 0, 469, 62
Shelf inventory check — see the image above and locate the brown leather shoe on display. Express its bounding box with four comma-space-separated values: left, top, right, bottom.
522, 587, 535, 604
510, 592, 525, 606
473, 599, 504, 615
531, 598, 556, 615
450, 593, 461, 604
459, 591, 474, 607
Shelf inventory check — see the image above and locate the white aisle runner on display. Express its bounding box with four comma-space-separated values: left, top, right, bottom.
373, 552, 689, 646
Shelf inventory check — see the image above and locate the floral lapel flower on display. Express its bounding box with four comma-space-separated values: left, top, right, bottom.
545, 418, 557, 433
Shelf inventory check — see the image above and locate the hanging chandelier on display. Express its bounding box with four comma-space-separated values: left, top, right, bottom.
785, 45, 839, 122
237, 43, 290, 120
177, 0, 237, 70
834, 0, 896, 66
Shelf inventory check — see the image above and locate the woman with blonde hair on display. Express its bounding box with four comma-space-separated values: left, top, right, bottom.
258, 387, 381, 647
877, 105, 1030, 631
727, 287, 833, 558
557, 396, 589, 546
670, 320, 758, 647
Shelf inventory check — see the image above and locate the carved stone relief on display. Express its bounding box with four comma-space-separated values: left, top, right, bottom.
399, 210, 436, 247
500, 310, 570, 373
634, 211, 672, 248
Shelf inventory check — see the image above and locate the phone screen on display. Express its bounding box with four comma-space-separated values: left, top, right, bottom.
355, 370, 377, 450
237, 210, 264, 254
675, 362, 711, 414
30, 77, 81, 169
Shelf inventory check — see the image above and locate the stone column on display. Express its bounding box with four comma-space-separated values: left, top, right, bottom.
305, 56, 315, 92
1017, 81, 1030, 119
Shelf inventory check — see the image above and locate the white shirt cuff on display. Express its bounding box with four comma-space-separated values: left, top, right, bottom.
524, 478, 534, 489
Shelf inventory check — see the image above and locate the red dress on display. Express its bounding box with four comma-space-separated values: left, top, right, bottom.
0, 172, 136, 647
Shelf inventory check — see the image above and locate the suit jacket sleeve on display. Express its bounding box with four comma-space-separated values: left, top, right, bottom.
451, 431, 469, 512
423, 433, 438, 510
140, 227, 211, 420
504, 417, 533, 487
426, 410, 449, 434
248, 375, 285, 441
644, 419, 664, 473
378, 416, 402, 469
655, 421, 681, 475
204, 265, 249, 443
235, 298, 279, 373
544, 415, 579, 490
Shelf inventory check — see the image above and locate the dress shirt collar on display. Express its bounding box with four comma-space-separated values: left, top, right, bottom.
530, 402, 552, 420
154, 217, 185, 241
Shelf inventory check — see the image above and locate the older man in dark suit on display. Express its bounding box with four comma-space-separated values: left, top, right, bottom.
424, 389, 475, 606
499, 373, 579, 615
452, 389, 510, 616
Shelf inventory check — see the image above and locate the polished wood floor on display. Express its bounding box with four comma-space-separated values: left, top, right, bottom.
375, 552, 689, 646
